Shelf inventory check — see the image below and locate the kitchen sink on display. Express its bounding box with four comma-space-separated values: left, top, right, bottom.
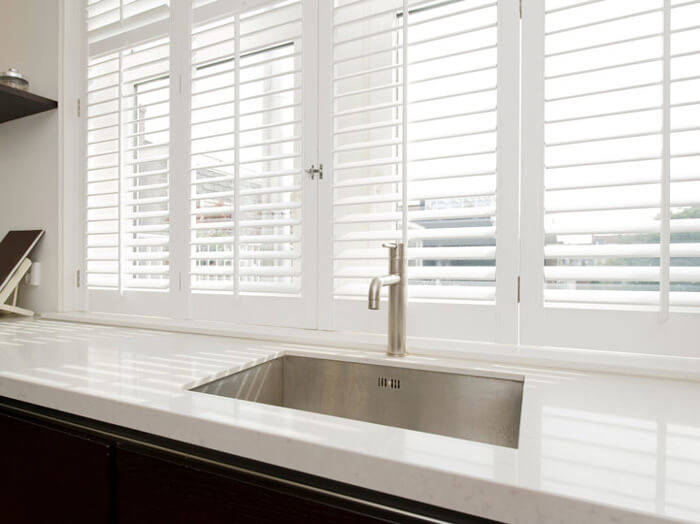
191, 355, 524, 448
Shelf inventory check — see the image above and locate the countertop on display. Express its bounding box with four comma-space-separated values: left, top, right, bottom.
0, 317, 698, 524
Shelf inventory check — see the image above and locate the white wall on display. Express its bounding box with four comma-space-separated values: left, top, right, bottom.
0, 0, 60, 313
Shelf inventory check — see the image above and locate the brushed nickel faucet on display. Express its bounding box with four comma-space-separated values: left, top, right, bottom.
368, 242, 407, 357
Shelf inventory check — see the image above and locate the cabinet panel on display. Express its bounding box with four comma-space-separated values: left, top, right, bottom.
0, 412, 112, 524
0, 399, 499, 524
115, 446, 392, 524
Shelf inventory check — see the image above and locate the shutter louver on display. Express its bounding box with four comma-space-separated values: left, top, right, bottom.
332, 0, 499, 302
190, 0, 304, 295
86, 2, 170, 292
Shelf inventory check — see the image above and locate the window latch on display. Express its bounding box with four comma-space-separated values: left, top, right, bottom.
305, 164, 323, 180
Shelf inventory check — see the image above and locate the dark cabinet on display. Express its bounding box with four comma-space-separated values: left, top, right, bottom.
0, 400, 498, 524
115, 446, 389, 523
0, 412, 113, 524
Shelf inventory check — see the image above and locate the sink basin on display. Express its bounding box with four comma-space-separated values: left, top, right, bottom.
191, 355, 524, 448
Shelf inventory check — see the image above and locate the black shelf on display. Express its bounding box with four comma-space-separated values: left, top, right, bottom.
0, 84, 58, 124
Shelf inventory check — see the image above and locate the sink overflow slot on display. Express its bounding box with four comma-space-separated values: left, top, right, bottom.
377, 377, 401, 389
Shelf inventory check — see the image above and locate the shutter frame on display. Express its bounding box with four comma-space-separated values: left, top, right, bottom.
520, 0, 700, 356
326, 0, 520, 343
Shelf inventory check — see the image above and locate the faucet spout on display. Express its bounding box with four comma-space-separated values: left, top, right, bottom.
367, 243, 407, 357
368, 274, 401, 310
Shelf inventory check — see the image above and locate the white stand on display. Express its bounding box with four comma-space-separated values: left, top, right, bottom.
0, 258, 34, 317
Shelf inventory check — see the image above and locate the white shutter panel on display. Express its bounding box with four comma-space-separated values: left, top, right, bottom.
190, 0, 304, 296
670, 0, 700, 307
542, 0, 665, 306
542, 0, 700, 309
86, 51, 121, 289
521, 0, 699, 355
332, 0, 499, 302
86, 1, 171, 295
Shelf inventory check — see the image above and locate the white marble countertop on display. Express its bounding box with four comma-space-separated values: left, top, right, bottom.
0, 318, 698, 524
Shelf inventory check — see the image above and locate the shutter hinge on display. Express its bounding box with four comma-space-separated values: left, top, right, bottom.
519, 0, 522, 19
178, 272, 182, 292
77, 269, 81, 288
77, 98, 81, 117
305, 164, 323, 180
517, 276, 521, 303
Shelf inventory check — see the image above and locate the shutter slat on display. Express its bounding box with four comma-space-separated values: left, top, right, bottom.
336, 266, 496, 281
334, 206, 497, 225
335, 227, 496, 242
545, 242, 700, 257
335, 246, 497, 261
334, 283, 496, 301
544, 289, 660, 305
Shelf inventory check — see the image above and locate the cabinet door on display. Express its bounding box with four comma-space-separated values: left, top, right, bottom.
0, 412, 113, 524
115, 446, 401, 524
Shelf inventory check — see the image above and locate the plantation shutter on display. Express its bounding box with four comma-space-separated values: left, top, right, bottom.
86, 48, 121, 290
520, 0, 700, 354
325, 0, 518, 341
539, 0, 700, 309
86, 1, 171, 296
190, 0, 304, 296
331, 0, 501, 302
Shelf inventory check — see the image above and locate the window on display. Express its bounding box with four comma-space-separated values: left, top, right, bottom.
74, 0, 699, 356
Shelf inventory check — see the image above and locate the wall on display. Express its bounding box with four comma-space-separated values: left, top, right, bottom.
0, 0, 60, 314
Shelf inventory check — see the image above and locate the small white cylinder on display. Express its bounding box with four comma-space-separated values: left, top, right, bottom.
29, 262, 41, 286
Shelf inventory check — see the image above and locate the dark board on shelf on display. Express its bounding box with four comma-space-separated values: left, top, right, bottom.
0, 84, 58, 124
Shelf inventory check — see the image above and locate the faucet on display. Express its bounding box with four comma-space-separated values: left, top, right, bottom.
368, 242, 407, 357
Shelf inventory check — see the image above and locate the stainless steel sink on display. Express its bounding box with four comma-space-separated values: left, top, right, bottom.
192, 355, 524, 448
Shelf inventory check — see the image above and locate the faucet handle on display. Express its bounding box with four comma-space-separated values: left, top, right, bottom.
382, 242, 398, 249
